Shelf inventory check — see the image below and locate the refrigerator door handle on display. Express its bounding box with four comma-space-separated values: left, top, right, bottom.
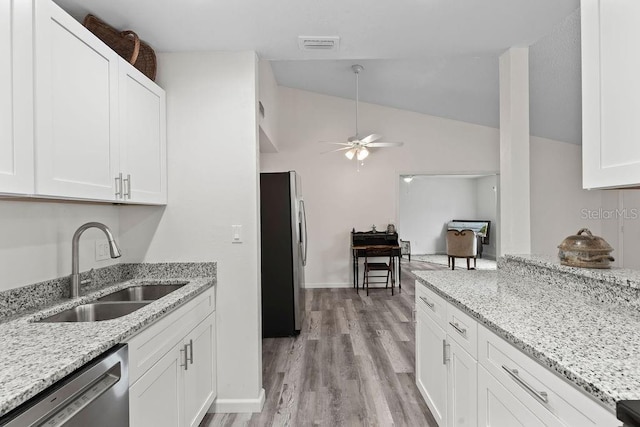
300, 199, 308, 266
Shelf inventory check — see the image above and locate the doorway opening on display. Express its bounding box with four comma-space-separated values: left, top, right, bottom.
397, 173, 499, 269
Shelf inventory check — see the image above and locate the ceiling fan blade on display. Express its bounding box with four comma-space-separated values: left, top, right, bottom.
360, 134, 382, 144
320, 146, 353, 154
366, 142, 404, 148
319, 141, 351, 146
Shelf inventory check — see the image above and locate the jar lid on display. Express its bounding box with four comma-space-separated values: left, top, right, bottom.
557, 228, 613, 252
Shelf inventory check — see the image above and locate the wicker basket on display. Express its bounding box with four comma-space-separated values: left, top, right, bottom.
83, 14, 157, 81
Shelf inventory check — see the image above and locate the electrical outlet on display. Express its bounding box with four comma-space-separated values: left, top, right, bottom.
95, 240, 110, 261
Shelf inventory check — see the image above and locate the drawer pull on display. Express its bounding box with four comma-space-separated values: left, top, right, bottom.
502, 365, 549, 404
419, 296, 435, 309
180, 346, 188, 370
115, 173, 123, 198
449, 321, 467, 337
123, 174, 132, 199
187, 339, 194, 364
442, 340, 450, 364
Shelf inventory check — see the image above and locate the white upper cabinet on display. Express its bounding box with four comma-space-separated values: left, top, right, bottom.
119, 65, 167, 204
34, 0, 120, 200
582, 0, 640, 189
0, 0, 34, 194
0, 0, 167, 204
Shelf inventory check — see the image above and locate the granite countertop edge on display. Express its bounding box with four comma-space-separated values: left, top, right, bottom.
413, 273, 618, 411
0, 276, 215, 418
504, 254, 640, 289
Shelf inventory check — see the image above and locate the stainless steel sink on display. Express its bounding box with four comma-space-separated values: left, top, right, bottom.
38, 302, 150, 323
97, 283, 187, 302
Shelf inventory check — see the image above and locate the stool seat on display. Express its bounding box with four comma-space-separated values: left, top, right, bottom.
366, 262, 390, 270
361, 247, 396, 296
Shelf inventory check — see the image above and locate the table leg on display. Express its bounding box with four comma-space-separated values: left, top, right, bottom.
352, 250, 357, 290
398, 254, 401, 291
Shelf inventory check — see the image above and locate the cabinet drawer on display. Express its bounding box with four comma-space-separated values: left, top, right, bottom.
446, 302, 478, 359
415, 281, 447, 329
478, 325, 616, 427
127, 287, 215, 384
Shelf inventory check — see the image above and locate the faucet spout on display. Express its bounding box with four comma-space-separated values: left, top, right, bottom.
71, 222, 121, 298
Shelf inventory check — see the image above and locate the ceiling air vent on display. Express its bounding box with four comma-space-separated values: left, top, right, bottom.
298, 36, 340, 51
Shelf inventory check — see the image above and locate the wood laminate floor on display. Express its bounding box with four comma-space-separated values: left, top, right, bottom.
201, 259, 446, 427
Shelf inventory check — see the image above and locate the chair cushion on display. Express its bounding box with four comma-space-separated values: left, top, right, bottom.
446, 229, 478, 257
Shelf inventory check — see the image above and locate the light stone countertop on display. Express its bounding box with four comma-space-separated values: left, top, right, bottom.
0, 266, 215, 418
413, 268, 640, 411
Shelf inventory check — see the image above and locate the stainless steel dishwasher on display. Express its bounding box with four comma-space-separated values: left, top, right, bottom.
0, 344, 129, 427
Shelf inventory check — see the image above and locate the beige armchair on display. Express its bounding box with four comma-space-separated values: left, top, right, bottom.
446, 229, 477, 270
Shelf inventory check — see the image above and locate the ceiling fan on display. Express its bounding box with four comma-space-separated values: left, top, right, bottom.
321, 64, 404, 162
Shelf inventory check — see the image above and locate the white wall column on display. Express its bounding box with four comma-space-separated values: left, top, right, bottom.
499, 47, 531, 256
120, 51, 265, 413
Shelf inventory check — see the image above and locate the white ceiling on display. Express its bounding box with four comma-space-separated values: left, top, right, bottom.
271, 57, 501, 129
530, 9, 582, 145
54, 0, 582, 143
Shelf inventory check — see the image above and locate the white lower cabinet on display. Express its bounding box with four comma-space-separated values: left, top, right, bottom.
184, 315, 217, 427
416, 285, 477, 427
416, 308, 447, 426
127, 288, 216, 427
130, 342, 184, 427
447, 338, 477, 427
415, 281, 618, 427
478, 326, 616, 427
477, 364, 548, 427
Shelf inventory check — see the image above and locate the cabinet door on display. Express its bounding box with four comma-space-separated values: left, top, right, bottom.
184, 314, 216, 427
119, 64, 167, 204
582, 0, 640, 189
478, 365, 560, 427
130, 343, 184, 427
34, 0, 119, 200
0, 0, 33, 194
447, 339, 477, 427
416, 308, 447, 426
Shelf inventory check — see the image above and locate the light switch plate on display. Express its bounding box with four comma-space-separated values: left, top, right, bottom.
232, 225, 243, 243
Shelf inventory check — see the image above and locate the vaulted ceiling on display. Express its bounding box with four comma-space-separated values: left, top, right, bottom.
54, 0, 582, 144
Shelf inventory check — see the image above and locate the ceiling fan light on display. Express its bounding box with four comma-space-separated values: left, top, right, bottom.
357, 147, 369, 161
345, 148, 356, 160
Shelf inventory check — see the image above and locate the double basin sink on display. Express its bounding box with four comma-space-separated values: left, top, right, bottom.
38, 284, 187, 323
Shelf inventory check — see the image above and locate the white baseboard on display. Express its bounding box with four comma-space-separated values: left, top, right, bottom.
304, 282, 351, 289
210, 388, 265, 413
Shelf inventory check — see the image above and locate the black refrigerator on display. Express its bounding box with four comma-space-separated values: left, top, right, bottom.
260, 171, 307, 337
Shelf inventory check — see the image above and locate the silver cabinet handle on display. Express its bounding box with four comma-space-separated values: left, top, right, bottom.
412, 309, 416, 323
449, 321, 467, 337
187, 339, 194, 365
502, 365, 549, 404
123, 174, 131, 199
442, 340, 450, 364
115, 173, 123, 198
419, 296, 435, 309
180, 345, 188, 370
